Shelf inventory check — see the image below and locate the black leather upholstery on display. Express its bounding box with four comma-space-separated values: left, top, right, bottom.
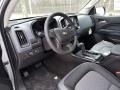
58, 62, 120, 90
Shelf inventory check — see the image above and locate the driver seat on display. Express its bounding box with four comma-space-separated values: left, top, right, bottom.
58, 62, 120, 90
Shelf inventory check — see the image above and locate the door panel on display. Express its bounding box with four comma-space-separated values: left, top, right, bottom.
0, 46, 13, 90
94, 16, 120, 44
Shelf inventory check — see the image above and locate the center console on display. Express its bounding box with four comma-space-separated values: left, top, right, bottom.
99, 45, 120, 77
111, 45, 120, 56
72, 43, 104, 63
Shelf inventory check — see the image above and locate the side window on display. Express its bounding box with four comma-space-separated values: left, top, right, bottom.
95, 0, 120, 16
0, 0, 4, 8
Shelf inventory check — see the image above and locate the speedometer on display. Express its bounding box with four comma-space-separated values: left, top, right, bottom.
32, 17, 58, 38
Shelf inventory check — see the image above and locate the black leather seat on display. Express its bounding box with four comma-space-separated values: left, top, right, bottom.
58, 62, 120, 90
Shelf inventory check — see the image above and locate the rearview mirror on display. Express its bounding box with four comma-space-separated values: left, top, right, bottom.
96, 7, 106, 16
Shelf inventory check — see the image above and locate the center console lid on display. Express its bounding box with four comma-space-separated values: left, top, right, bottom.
111, 45, 120, 56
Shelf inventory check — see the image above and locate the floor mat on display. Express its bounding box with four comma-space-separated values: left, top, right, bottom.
23, 67, 60, 90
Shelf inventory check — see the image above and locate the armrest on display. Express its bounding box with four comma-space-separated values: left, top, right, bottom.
111, 45, 120, 56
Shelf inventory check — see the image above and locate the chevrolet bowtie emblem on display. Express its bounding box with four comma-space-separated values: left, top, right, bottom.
62, 32, 67, 35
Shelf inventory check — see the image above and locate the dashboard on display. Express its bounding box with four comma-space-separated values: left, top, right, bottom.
8, 14, 94, 69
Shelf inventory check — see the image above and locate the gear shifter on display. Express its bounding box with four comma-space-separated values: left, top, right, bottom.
77, 43, 86, 54
73, 42, 103, 62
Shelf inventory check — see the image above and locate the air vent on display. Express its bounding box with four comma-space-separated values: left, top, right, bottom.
15, 30, 28, 47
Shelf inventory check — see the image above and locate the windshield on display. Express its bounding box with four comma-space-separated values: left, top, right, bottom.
10, 0, 91, 20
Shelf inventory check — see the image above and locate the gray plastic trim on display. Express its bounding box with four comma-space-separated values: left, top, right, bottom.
9, 21, 36, 53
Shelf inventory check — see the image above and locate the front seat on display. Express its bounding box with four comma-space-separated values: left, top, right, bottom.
58, 62, 120, 90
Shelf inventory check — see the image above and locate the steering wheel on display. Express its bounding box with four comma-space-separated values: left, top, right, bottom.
44, 12, 77, 54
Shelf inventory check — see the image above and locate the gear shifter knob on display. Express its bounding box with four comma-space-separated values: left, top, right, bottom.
77, 43, 86, 54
